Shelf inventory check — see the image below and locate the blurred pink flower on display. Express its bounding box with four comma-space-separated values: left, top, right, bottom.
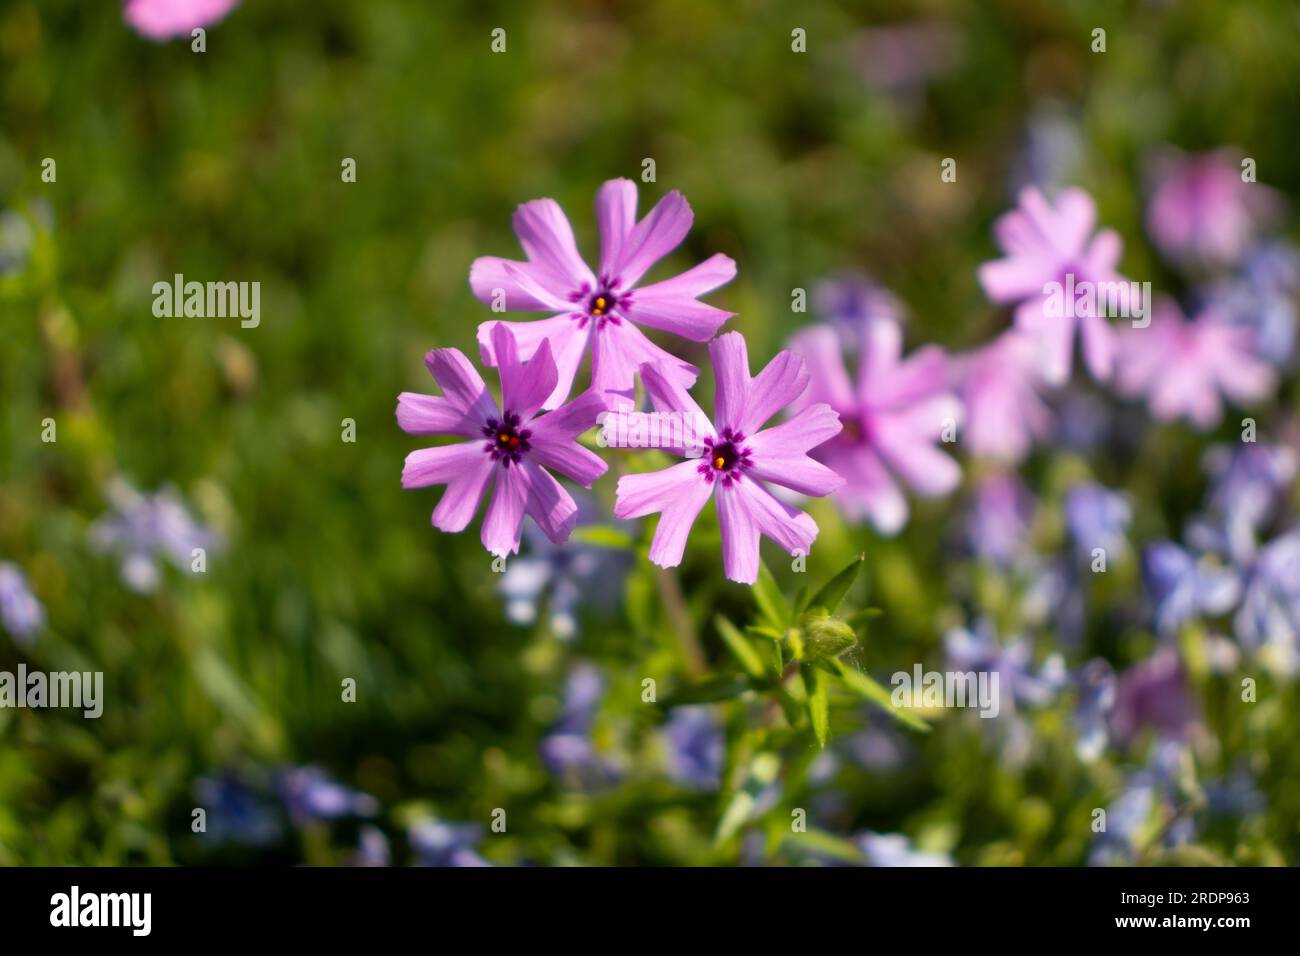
1146, 148, 1282, 266
124, 0, 240, 40
788, 316, 962, 535
951, 330, 1051, 463
470, 179, 736, 411
397, 325, 607, 558
1116, 300, 1277, 429
978, 187, 1125, 385
613, 332, 842, 585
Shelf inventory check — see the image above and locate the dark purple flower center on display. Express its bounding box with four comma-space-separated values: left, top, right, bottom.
699, 428, 753, 486
482, 411, 532, 468
840, 413, 874, 446
568, 277, 629, 331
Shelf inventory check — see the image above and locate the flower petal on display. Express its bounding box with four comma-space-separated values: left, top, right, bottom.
789, 325, 855, 411
512, 198, 595, 292
614, 190, 693, 288
481, 461, 529, 557
491, 324, 558, 420
592, 321, 698, 411
625, 253, 737, 340
401, 443, 495, 533
595, 178, 638, 280
396, 392, 482, 438
529, 390, 609, 487
715, 481, 761, 584
614, 460, 713, 569
422, 349, 498, 424
522, 462, 579, 544
710, 331, 750, 432
740, 348, 809, 435
747, 405, 845, 496
732, 478, 819, 556
469, 257, 569, 312
477, 315, 591, 410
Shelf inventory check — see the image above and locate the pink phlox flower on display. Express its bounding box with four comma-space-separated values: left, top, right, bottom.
398, 325, 608, 558
469, 179, 736, 411
613, 332, 843, 585
125, 0, 240, 40
952, 330, 1052, 464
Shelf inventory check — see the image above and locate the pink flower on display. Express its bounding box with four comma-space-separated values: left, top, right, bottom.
613, 332, 842, 585
978, 187, 1124, 385
124, 0, 239, 40
398, 325, 608, 558
1146, 147, 1282, 266
788, 316, 962, 535
1116, 300, 1277, 429
470, 179, 736, 411
952, 330, 1052, 464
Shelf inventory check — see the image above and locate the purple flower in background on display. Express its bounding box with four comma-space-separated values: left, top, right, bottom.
1202, 242, 1300, 367
409, 819, 490, 867
945, 619, 1066, 712
965, 471, 1035, 566
89, 479, 220, 593
1203, 442, 1296, 534
978, 187, 1124, 384
351, 826, 391, 867
1142, 541, 1240, 636
1146, 147, 1282, 267
614, 332, 843, 584
0, 562, 44, 645
1011, 108, 1084, 197
1064, 481, 1131, 564
469, 179, 736, 410
814, 273, 903, 332
124, 0, 239, 40
193, 773, 282, 848
952, 330, 1051, 463
1074, 659, 1116, 762
1090, 743, 1195, 865
498, 516, 631, 639
540, 663, 621, 787
277, 766, 378, 826
1233, 528, 1300, 675
852, 21, 963, 99
788, 316, 961, 535
398, 325, 607, 558
1117, 301, 1276, 428
1110, 649, 1198, 747
662, 706, 725, 791
857, 832, 954, 867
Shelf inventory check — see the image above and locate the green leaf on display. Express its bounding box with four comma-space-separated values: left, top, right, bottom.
785, 826, 868, 864
803, 664, 830, 748
715, 615, 766, 681
752, 560, 790, 629
830, 659, 930, 732
744, 625, 785, 641
660, 675, 752, 708
791, 583, 810, 617
569, 525, 636, 549
807, 553, 865, 616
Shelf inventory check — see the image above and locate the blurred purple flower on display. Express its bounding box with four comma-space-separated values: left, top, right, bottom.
1142, 541, 1240, 636
124, 0, 240, 40
857, 832, 954, 867
965, 471, 1035, 566
498, 518, 631, 639
89, 479, 220, 594
1233, 527, 1300, 675
351, 826, 391, 867
813, 273, 904, 341
1011, 108, 1084, 196
1203, 442, 1296, 534
277, 766, 378, 826
952, 331, 1052, 463
1117, 300, 1276, 428
539, 663, 622, 787
0, 562, 44, 645
978, 187, 1125, 384
945, 619, 1066, 712
1202, 242, 1299, 366
1090, 743, 1195, 865
1064, 481, 1131, 564
193, 773, 282, 848
1074, 659, 1116, 762
788, 315, 962, 534
852, 21, 963, 98
1110, 649, 1198, 747
663, 705, 724, 791
1146, 147, 1282, 267
409, 819, 490, 867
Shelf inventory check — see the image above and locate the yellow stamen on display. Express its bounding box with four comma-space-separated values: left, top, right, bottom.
713, 455, 726, 470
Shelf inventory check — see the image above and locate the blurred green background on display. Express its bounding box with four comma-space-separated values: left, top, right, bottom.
1, 0, 1298, 865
